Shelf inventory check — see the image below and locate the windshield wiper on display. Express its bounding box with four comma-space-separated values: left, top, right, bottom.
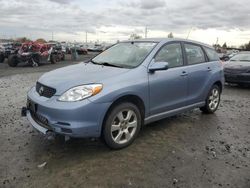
90, 60, 131, 68
90, 60, 99, 64
92, 61, 123, 68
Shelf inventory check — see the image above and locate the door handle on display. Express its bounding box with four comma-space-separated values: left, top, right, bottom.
207, 67, 212, 72
181, 71, 188, 76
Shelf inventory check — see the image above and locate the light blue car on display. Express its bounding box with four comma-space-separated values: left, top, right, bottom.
23, 38, 224, 149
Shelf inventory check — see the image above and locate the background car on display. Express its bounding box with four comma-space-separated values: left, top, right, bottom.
0, 42, 21, 63
224, 51, 250, 86
88, 44, 105, 52
8, 42, 64, 67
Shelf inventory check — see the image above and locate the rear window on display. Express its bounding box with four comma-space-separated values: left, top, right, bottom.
204, 47, 220, 61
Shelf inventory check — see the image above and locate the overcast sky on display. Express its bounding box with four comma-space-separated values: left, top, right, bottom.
0, 0, 250, 46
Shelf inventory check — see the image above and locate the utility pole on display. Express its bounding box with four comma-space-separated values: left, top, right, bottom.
52, 31, 54, 41
85, 31, 88, 44
145, 26, 148, 39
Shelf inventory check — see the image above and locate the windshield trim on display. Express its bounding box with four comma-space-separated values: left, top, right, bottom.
89, 41, 158, 69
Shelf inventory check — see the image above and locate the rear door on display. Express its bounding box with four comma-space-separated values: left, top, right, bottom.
148, 42, 188, 115
183, 43, 212, 105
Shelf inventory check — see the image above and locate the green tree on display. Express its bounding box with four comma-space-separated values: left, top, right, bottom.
36, 38, 47, 43
222, 42, 227, 49
16, 37, 32, 43
240, 41, 250, 50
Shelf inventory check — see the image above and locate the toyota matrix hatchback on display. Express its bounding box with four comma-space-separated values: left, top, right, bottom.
22, 38, 224, 149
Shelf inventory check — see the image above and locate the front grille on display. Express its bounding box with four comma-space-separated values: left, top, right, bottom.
36, 82, 56, 98
224, 68, 246, 74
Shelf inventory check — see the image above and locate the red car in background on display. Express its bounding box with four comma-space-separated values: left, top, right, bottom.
8, 42, 64, 67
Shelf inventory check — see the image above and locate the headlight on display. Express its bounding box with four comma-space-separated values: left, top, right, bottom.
58, 84, 103, 102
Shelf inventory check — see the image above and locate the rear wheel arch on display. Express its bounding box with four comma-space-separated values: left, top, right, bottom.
213, 81, 223, 92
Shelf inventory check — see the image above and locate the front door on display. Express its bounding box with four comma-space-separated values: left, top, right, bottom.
148, 42, 188, 116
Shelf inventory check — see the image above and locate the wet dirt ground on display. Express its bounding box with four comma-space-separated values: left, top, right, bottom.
0, 55, 249, 188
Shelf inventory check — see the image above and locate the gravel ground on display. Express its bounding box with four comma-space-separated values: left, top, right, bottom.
0, 56, 249, 188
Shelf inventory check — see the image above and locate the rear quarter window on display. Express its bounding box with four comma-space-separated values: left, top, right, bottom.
184, 44, 206, 65
204, 47, 220, 61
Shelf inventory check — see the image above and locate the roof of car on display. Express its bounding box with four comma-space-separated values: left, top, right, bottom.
122, 38, 213, 49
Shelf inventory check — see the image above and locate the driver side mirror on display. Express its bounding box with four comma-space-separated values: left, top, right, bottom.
148, 61, 169, 73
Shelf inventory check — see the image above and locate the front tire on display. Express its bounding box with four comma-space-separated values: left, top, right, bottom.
8, 55, 19, 67
200, 84, 221, 114
103, 102, 142, 149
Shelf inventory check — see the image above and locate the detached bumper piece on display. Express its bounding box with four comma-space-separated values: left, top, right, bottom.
22, 103, 53, 135
22, 106, 70, 141
27, 110, 48, 134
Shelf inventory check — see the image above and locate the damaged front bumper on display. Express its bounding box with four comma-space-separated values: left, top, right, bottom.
22, 87, 111, 138
22, 107, 51, 135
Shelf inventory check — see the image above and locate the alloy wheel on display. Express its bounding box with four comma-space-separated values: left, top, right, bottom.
111, 109, 138, 144
208, 88, 220, 111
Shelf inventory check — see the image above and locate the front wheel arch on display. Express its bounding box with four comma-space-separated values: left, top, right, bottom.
102, 102, 142, 149
101, 95, 145, 133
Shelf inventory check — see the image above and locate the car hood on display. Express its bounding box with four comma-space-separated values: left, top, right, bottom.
225, 61, 250, 69
38, 63, 130, 95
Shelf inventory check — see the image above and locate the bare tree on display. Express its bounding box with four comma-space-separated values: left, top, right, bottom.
130, 33, 142, 40
167, 32, 174, 38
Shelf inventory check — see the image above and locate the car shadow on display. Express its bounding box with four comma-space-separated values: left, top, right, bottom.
225, 83, 250, 89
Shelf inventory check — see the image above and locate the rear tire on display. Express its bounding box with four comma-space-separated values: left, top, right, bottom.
103, 102, 141, 149
200, 84, 221, 114
8, 55, 19, 67
50, 54, 57, 64
0, 54, 4, 63
61, 53, 65, 61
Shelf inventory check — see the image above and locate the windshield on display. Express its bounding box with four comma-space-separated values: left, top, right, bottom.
91, 42, 157, 68
230, 53, 250, 62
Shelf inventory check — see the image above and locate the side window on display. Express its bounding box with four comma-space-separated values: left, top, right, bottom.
184, 44, 206, 65
204, 47, 220, 61
155, 43, 183, 68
